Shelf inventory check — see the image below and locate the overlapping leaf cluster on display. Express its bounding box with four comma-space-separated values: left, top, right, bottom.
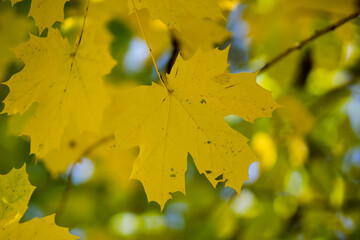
2, 0, 277, 208
1, 0, 360, 239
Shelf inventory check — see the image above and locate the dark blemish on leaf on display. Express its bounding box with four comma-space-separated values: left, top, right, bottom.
170, 174, 176, 177
207, 141, 211, 144
69, 140, 76, 148
171, 168, 174, 171
225, 84, 235, 89
206, 170, 212, 174
215, 174, 223, 181
175, 67, 179, 77
200, 99, 207, 104
162, 98, 166, 102
261, 107, 265, 111
63, 89, 67, 92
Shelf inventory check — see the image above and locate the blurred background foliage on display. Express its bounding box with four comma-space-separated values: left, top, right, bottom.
1, 0, 360, 239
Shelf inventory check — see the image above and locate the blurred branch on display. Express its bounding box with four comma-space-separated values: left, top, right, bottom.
166, 33, 180, 74
55, 134, 115, 221
258, 11, 360, 73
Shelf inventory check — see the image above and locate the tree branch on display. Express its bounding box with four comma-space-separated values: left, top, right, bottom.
55, 134, 115, 221
258, 11, 360, 73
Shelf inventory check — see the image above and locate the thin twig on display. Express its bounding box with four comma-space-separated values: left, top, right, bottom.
258, 11, 360, 73
130, 0, 167, 86
55, 134, 115, 221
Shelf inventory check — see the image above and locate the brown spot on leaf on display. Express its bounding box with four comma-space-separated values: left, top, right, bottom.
69, 140, 76, 148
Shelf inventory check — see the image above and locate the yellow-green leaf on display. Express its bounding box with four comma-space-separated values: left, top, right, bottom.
4, 27, 115, 163
0, 166, 34, 226
116, 48, 278, 207
0, 167, 77, 239
11, 0, 67, 31
129, 0, 223, 30
0, 214, 78, 240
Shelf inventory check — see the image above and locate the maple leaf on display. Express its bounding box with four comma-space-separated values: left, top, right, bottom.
0, 166, 34, 226
128, 0, 230, 58
41, 83, 137, 175
171, 16, 231, 59
116, 48, 278, 207
43, 121, 103, 175
1, 215, 78, 240
129, 0, 223, 31
0, 167, 77, 239
4, 26, 115, 161
11, 0, 67, 32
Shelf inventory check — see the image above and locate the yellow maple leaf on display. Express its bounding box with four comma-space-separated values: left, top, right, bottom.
0, 167, 77, 239
89, 0, 229, 64
172, 17, 231, 60
11, 0, 67, 32
43, 83, 137, 177
0, 166, 35, 226
43, 121, 136, 180
44, 122, 102, 175
128, 0, 231, 58
1, 215, 78, 240
115, 48, 278, 207
129, 0, 223, 30
4, 27, 115, 160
